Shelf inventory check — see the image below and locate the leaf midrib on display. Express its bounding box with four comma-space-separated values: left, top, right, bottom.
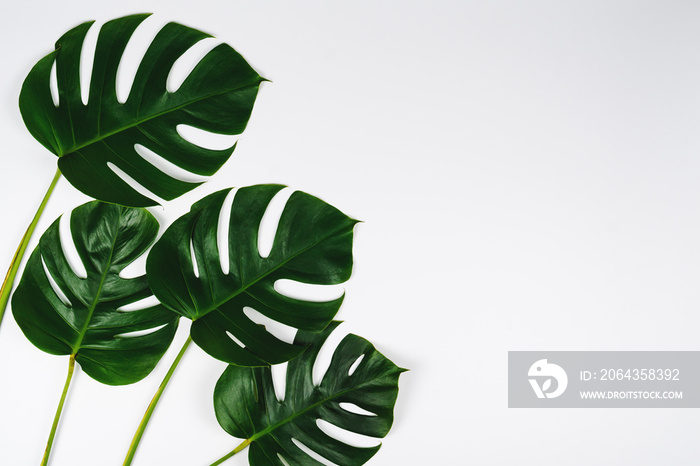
70, 211, 122, 355
58, 79, 262, 156
246, 367, 400, 446
194, 221, 352, 320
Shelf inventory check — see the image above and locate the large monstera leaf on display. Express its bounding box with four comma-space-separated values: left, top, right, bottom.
20, 13, 264, 207
213, 321, 406, 466
12, 201, 178, 385
146, 185, 358, 366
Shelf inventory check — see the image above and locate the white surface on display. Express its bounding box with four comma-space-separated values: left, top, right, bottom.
1, 1, 700, 465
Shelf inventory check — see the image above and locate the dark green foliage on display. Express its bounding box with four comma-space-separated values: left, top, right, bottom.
147, 185, 359, 366
20, 13, 263, 207
214, 322, 406, 465
12, 201, 178, 385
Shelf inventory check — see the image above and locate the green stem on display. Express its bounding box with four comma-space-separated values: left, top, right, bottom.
123, 336, 193, 466
41, 355, 76, 466
0, 168, 61, 328
208, 439, 251, 466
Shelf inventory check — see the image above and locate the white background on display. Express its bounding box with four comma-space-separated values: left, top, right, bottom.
2, 1, 700, 465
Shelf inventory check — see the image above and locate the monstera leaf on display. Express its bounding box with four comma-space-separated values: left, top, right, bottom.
12, 201, 178, 385
20, 13, 264, 207
146, 185, 358, 366
213, 321, 406, 466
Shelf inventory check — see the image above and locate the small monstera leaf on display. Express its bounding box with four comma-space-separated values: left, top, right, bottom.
20, 13, 264, 207
146, 185, 358, 366
213, 321, 406, 466
12, 201, 178, 385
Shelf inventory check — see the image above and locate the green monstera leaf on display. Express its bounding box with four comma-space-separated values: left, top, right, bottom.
20, 13, 264, 207
12, 201, 178, 385
212, 321, 406, 466
146, 185, 358, 366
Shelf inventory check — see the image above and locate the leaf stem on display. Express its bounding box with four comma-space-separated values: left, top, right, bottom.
207, 439, 251, 466
0, 168, 61, 328
41, 354, 75, 466
123, 335, 192, 466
